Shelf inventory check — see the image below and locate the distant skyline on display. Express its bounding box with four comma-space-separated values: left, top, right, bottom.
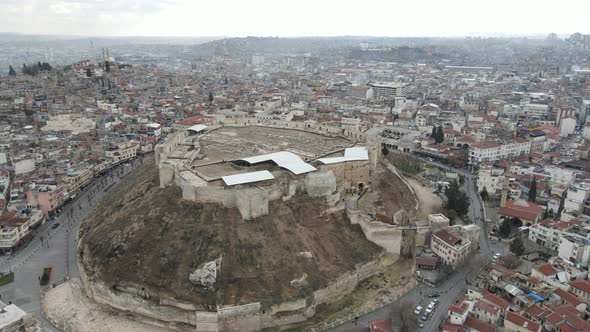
1, 0, 589, 38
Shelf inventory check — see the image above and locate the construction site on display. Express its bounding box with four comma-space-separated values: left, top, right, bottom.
46, 121, 424, 331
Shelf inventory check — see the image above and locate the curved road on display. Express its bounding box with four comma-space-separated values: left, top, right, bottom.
330, 158, 493, 332
0, 155, 151, 331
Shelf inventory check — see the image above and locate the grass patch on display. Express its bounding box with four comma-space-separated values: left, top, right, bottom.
0, 272, 14, 286
385, 154, 423, 175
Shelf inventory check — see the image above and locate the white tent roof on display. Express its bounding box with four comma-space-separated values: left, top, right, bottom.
318, 146, 369, 165
240, 152, 316, 175
187, 124, 208, 132
222, 171, 275, 186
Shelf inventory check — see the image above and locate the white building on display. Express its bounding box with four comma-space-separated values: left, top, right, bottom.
477, 167, 504, 195
523, 103, 550, 119
368, 82, 408, 100
105, 142, 137, 164
431, 228, 471, 268
559, 235, 590, 267
543, 166, 576, 187
252, 55, 265, 66
469, 139, 531, 165
560, 117, 576, 137
528, 220, 571, 251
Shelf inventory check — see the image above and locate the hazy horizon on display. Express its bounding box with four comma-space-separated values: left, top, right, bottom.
1, 0, 589, 38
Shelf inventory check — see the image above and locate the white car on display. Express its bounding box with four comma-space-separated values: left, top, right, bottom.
414, 306, 422, 315
493, 253, 502, 260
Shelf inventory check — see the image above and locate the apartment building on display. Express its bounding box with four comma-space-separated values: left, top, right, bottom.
469, 139, 531, 165
368, 82, 407, 100
0, 210, 44, 253
559, 235, 590, 267
528, 220, 572, 251
62, 166, 93, 195
432, 228, 471, 268
477, 166, 504, 195
105, 142, 137, 164
26, 184, 66, 216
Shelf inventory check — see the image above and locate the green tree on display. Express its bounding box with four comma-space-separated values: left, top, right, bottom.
208, 92, 214, 103
480, 186, 489, 201
431, 126, 437, 139
509, 237, 526, 256
105, 61, 111, 73
436, 125, 445, 143
446, 209, 458, 224
499, 220, 511, 238
381, 146, 389, 156
8, 65, 16, 76
542, 207, 549, 220
445, 180, 470, 216
529, 177, 537, 202
459, 174, 465, 185
86, 68, 92, 77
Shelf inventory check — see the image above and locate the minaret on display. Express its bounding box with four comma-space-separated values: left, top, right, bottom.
500, 165, 510, 208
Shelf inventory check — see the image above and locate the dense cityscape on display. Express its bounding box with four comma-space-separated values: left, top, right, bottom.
0, 17, 590, 332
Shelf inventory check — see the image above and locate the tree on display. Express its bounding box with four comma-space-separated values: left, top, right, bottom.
86, 68, 92, 77
208, 92, 214, 103
529, 177, 537, 202
381, 146, 389, 156
445, 180, 470, 216
446, 209, 458, 224
542, 207, 549, 220
500, 254, 521, 268
459, 174, 465, 185
510, 237, 526, 256
499, 220, 511, 238
390, 299, 418, 332
436, 125, 445, 144
480, 186, 489, 201
105, 61, 111, 73
8, 65, 16, 76
431, 126, 437, 139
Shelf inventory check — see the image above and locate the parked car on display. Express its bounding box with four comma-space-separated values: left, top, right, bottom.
414, 305, 422, 315
418, 321, 424, 328
421, 314, 428, 321
493, 253, 502, 260
51, 223, 60, 229
428, 292, 440, 298
433, 298, 440, 304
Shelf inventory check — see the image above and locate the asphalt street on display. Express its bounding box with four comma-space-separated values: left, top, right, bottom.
329, 157, 499, 332
0, 154, 151, 331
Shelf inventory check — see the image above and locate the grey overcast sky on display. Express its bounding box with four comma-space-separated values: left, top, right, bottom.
1, 0, 589, 37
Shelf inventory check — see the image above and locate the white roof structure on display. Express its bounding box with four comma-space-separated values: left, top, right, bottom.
187, 124, 208, 132
222, 171, 275, 186
317, 147, 369, 165
240, 152, 316, 175
147, 123, 161, 129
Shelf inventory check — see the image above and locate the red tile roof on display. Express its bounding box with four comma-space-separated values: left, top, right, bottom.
464, 316, 496, 332
474, 301, 500, 315
497, 199, 543, 221
434, 229, 463, 246
482, 292, 510, 310
554, 288, 584, 306
368, 319, 391, 332
536, 263, 558, 276
472, 141, 498, 149
569, 279, 590, 294
505, 312, 540, 332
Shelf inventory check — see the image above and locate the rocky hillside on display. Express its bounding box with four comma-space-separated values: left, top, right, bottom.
79, 160, 383, 308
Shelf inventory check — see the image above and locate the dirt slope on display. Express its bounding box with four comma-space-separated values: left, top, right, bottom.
79, 161, 382, 308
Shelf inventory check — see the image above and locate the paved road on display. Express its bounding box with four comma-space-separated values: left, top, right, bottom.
0, 154, 151, 331
329, 158, 495, 332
